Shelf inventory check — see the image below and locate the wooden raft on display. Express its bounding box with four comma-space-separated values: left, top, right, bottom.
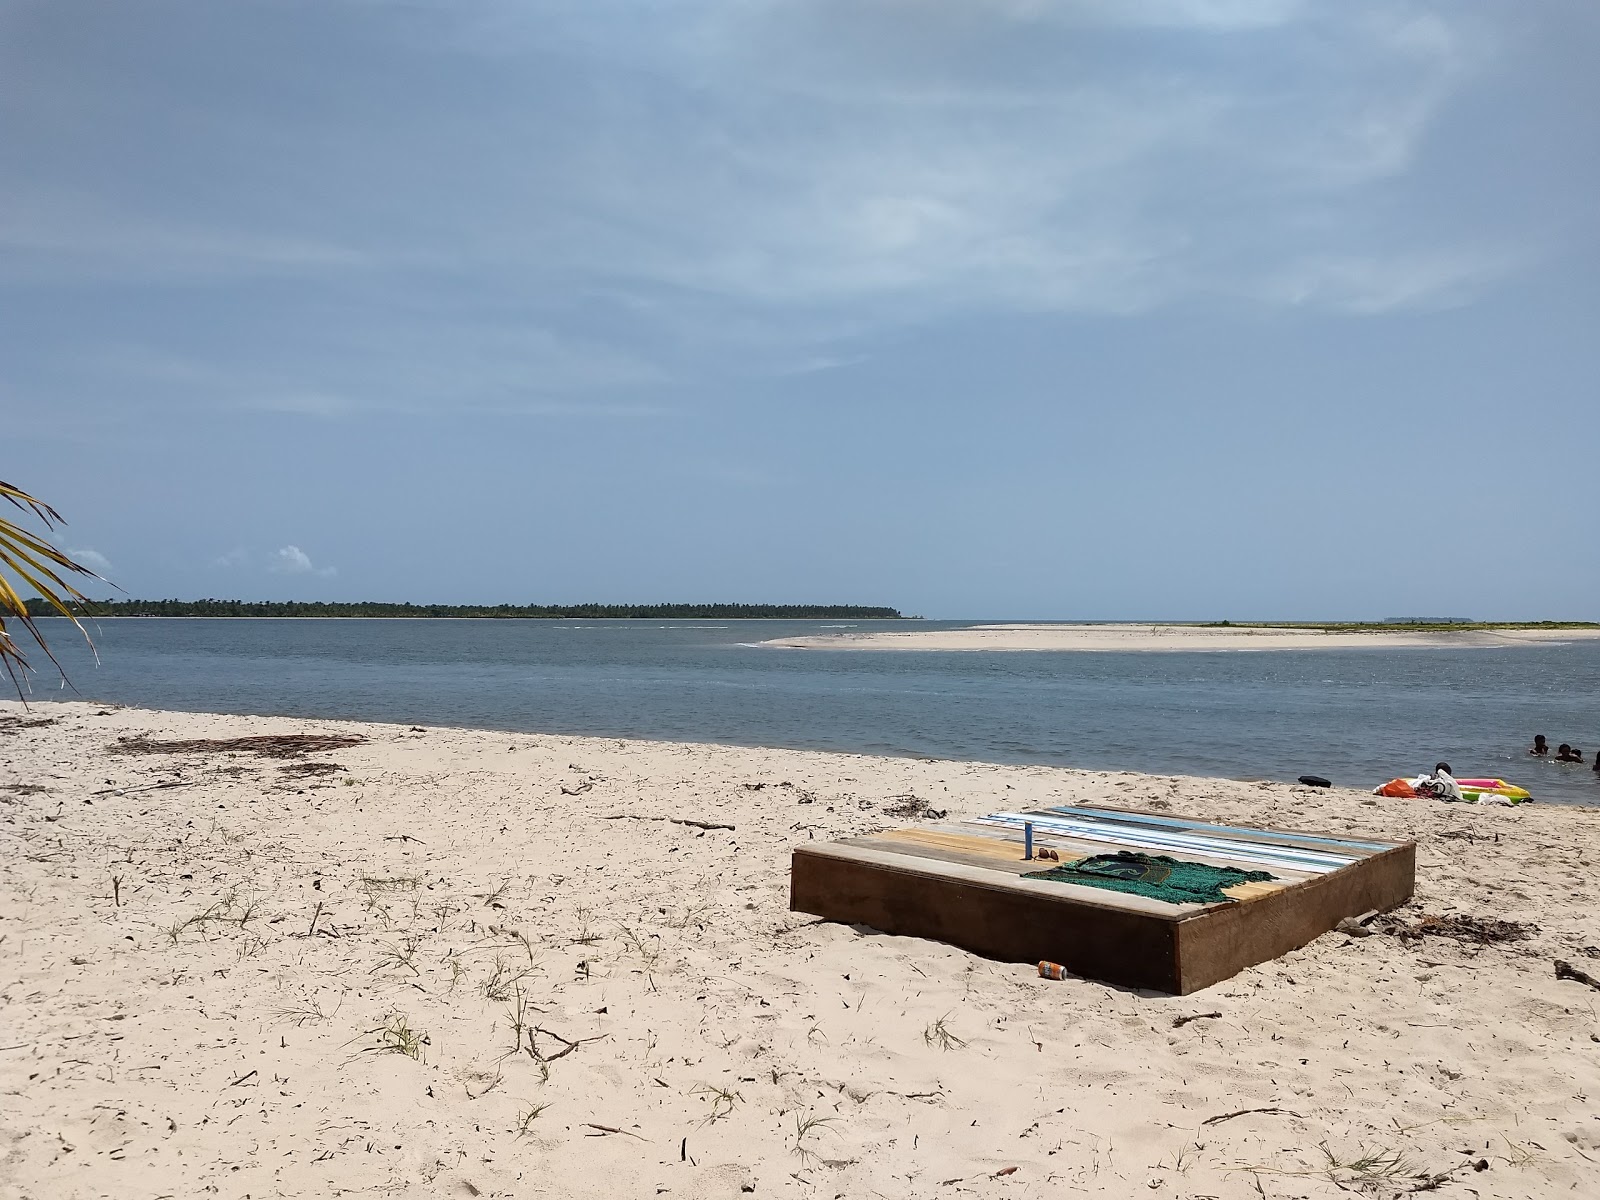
790, 804, 1415, 994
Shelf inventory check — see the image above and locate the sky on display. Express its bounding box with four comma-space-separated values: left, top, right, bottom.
4, 0, 1597, 620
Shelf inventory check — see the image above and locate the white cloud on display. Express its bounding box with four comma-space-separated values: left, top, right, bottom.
269, 545, 336, 577
1, 0, 1545, 416
1262, 247, 1525, 314
67, 547, 114, 577
213, 547, 252, 568
417, 0, 1509, 322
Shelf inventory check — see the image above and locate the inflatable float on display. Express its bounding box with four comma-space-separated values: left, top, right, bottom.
1373, 776, 1532, 804
1457, 778, 1533, 803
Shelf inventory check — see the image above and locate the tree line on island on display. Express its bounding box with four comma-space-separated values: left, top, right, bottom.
23, 598, 907, 620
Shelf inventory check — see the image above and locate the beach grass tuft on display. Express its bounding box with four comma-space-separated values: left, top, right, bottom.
514, 1102, 550, 1138
791, 1111, 836, 1159
367, 1012, 428, 1061
923, 1014, 967, 1052
692, 1083, 744, 1125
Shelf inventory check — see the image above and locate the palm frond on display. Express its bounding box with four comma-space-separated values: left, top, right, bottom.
0, 479, 105, 698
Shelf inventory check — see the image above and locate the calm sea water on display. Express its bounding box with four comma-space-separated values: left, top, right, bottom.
26, 618, 1600, 806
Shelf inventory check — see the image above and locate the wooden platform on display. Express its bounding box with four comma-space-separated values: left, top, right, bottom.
790, 804, 1415, 994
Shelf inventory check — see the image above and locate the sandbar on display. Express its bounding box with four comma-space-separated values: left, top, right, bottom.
765, 622, 1600, 652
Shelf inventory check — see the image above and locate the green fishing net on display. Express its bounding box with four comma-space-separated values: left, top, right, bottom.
1023, 850, 1275, 906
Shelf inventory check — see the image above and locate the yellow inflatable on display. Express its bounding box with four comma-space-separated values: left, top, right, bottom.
1456, 778, 1532, 803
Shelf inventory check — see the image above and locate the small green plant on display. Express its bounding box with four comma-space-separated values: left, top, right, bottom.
506, 927, 538, 964
165, 890, 261, 943
1167, 1138, 1203, 1173
616, 923, 662, 970
371, 936, 422, 976
1247, 1143, 1421, 1190
693, 1083, 744, 1125
367, 1013, 428, 1061
270, 993, 341, 1026
671, 902, 713, 930
923, 1014, 966, 1052
792, 1111, 836, 1159
506, 983, 531, 1056
569, 906, 599, 946
514, 1102, 550, 1138
481, 955, 533, 1002
235, 933, 268, 960
1498, 1136, 1540, 1168
1318, 1144, 1416, 1187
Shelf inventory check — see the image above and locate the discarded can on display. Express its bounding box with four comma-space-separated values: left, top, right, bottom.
1038, 961, 1068, 981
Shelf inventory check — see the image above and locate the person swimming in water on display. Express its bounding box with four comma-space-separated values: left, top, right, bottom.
1531, 734, 1549, 755
1556, 743, 1582, 763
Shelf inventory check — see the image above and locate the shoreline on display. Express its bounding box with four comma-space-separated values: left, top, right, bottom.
4, 701, 1599, 1198
764, 622, 1600, 652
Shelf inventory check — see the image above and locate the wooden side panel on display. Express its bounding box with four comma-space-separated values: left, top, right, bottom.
1174, 842, 1416, 994
791, 846, 1182, 993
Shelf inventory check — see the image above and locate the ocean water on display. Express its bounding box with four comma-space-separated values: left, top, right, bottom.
24, 618, 1600, 806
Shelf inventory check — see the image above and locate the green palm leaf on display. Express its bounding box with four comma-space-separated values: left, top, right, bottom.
1, 479, 104, 698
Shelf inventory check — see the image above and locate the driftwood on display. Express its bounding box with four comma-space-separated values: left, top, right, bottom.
1555, 960, 1600, 991
1172, 1011, 1221, 1028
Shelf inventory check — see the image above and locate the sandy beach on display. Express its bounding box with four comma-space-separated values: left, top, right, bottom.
3, 701, 1599, 1199
764, 623, 1600, 653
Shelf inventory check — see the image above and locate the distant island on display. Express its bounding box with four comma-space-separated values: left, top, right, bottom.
27, 599, 906, 620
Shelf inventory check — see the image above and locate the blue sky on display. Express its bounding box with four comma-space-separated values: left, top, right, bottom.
4, 0, 1597, 619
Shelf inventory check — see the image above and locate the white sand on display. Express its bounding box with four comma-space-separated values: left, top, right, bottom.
3, 701, 1598, 1199
764, 623, 1600, 652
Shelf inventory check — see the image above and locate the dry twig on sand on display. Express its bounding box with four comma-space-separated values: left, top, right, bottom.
1202, 1106, 1303, 1126
601, 813, 735, 831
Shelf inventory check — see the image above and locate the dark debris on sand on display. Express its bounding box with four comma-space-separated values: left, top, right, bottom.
112, 732, 367, 759
0, 716, 59, 733
882, 792, 949, 821
277, 761, 347, 778
1376, 913, 1536, 945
